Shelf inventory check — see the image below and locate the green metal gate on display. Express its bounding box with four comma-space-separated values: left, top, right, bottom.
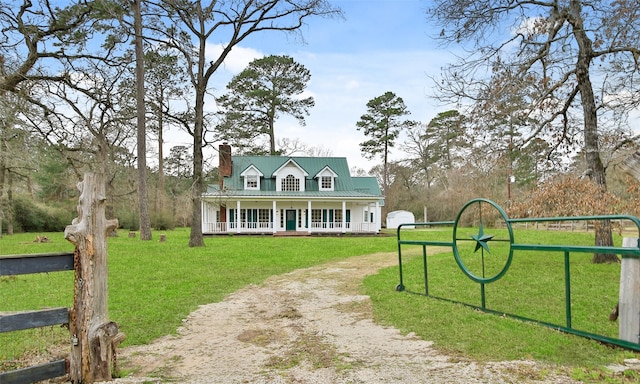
396, 198, 640, 351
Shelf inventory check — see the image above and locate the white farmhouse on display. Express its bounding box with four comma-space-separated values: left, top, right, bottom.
202, 144, 384, 235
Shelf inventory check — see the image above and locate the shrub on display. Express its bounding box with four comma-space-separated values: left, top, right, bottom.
152, 213, 176, 231
117, 213, 139, 232
10, 196, 74, 232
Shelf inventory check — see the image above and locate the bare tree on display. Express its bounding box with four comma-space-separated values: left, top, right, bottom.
21, 57, 138, 226
0, 1, 96, 94
1, 0, 135, 221
144, 0, 342, 246
429, 0, 640, 263
143, 46, 189, 213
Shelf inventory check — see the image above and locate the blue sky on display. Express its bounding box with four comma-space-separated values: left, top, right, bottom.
172, 0, 456, 172
157, 0, 640, 174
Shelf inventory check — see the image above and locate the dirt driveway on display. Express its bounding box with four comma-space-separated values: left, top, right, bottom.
102, 252, 579, 383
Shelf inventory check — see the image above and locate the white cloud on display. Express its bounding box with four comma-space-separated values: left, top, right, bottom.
513, 16, 547, 37
603, 90, 640, 108
205, 43, 264, 74
345, 80, 360, 90
195, 36, 456, 172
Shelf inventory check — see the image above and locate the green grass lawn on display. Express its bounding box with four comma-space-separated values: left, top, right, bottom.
0, 229, 396, 362
365, 227, 640, 382
2, 227, 640, 382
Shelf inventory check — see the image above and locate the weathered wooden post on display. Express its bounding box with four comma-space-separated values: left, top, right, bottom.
65, 173, 123, 383
620, 237, 640, 344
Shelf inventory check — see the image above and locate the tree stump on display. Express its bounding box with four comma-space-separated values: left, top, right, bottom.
65, 173, 123, 383
128, 231, 136, 238
159, 234, 166, 242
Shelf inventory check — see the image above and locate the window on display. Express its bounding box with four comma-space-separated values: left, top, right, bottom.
258, 209, 271, 223
281, 174, 300, 191
229, 209, 236, 228
315, 167, 336, 191
246, 174, 258, 189
311, 209, 322, 223
241, 209, 247, 223
320, 176, 332, 190
241, 166, 262, 190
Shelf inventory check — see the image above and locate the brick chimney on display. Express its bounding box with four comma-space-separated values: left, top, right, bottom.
219, 142, 232, 188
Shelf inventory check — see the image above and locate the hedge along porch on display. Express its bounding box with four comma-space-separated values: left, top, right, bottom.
202, 143, 384, 235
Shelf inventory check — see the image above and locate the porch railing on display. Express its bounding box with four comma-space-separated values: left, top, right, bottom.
204, 221, 378, 233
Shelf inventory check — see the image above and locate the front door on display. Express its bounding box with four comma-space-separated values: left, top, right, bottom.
286, 209, 296, 231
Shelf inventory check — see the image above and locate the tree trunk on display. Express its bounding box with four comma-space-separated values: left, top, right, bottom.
269, 107, 276, 155
65, 173, 122, 383
593, 220, 617, 263
0, 136, 5, 239
0, 133, 12, 236
570, 0, 616, 263
6, 170, 13, 235
134, 0, 152, 241
383, 121, 389, 197
188, 32, 206, 247
189, 88, 205, 247
157, 96, 165, 213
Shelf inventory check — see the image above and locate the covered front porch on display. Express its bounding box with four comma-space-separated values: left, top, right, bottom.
202, 198, 381, 235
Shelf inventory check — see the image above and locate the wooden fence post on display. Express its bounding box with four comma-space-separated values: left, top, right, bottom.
620, 237, 640, 345
64, 173, 123, 383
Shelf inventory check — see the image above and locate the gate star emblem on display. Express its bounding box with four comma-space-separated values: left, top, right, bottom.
471, 223, 494, 253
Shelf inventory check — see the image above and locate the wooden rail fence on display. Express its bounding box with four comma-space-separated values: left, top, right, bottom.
0, 252, 74, 383
0, 173, 122, 383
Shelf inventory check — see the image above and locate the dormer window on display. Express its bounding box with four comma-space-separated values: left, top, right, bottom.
273, 159, 307, 192
316, 166, 337, 191
321, 176, 332, 190
282, 174, 300, 191
241, 165, 263, 190
246, 174, 258, 189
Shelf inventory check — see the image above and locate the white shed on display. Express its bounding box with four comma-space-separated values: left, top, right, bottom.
386, 210, 415, 229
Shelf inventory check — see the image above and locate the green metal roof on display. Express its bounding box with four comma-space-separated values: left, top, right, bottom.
352, 177, 382, 194
205, 155, 383, 198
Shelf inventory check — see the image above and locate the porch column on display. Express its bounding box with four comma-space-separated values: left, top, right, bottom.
224, 205, 229, 232
375, 200, 380, 232
201, 199, 206, 233
236, 200, 241, 233
342, 201, 347, 233
308, 200, 312, 232
272, 200, 277, 233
